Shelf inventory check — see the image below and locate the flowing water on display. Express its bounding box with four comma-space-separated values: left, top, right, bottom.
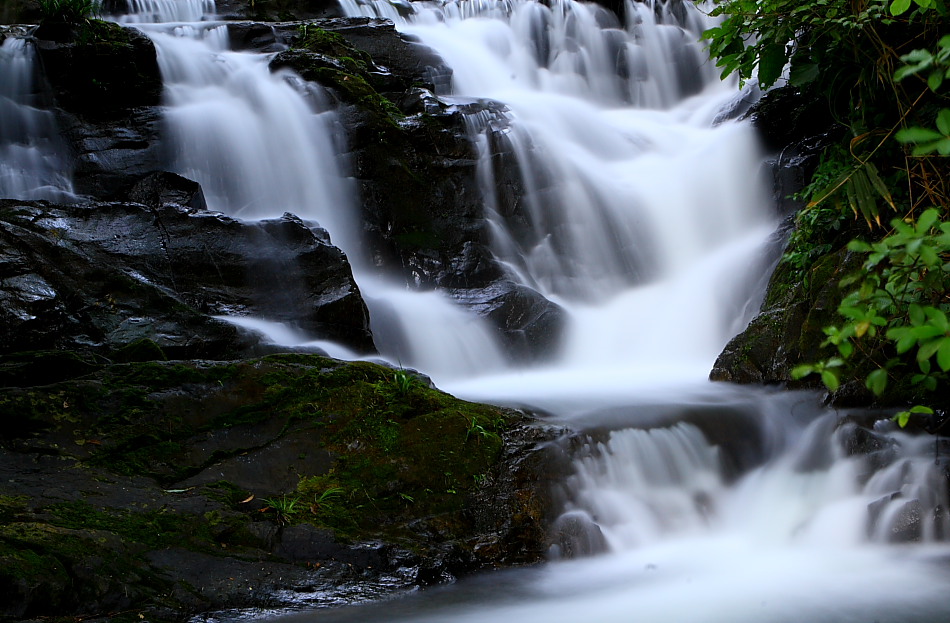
0, 35, 76, 202
5, 0, 950, 620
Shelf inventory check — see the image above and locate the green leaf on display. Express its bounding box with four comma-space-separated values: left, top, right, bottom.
894, 410, 911, 428
791, 364, 816, 380
910, 303, 926, 325
789, 62, 820, 87
937, 109, 950, 136
938, 339, 950, 371
896, 127, 944, 143
847, 239, 872, 252
863, 162, 896, 213
929, 69, 945, 92
758, 42, 787, 89
921, 244, 939, 266
820, 369, 840, 392
890, 0, 912, 14
866, 368, 888, 396
918, 338, 943, 362
909, 405, 935, 414
924, 306, 949, 332
917, 208, 939, 233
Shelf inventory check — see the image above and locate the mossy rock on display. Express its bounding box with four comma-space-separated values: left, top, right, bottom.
1, 355, 545, 549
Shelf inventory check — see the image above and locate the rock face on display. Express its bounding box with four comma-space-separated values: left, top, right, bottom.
0, 196, 374, 358
29, 20, 166, 201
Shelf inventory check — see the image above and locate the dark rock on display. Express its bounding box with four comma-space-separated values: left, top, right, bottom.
0, 355, 560, 619
450, 280, 565, 362
56, 103, 165, 201
127, 171, 207, 211
0, 2, 39, 24
744, 86, 838, 154
743, 87, 843, 216
32, 20, 163, 117
217, 0, 345, 22
275, 524, 388, 567
550, 510, 608, 558
0, 198, 373, 358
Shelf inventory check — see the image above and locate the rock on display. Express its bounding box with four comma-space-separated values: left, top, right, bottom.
127, 171, 207, 211
711, 244, 861, 386
710, 87, 856, 389
0, 197, 374, 358
217, 0, 345, 22
32, 20, 163, 117
450, 280, 565, 362
550, 510, 608, 558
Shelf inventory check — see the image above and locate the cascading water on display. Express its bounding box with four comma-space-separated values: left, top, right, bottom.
118, 0, 508, 378
7, 0, 950, 619
254, 0, 950, 621
0, 36, 76, 202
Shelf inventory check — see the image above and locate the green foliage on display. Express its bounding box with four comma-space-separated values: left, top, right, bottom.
893, 404, 934, 426
36, 0, 100, 23
894, 35, 950, 155
701, 0, 893, 90
701, 0, 948, 223
389, 368, 417, 397
794, 208, 950, 402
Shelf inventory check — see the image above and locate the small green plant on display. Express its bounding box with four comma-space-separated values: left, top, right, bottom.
893, 404, 935, 428
37, 0, 101, 23
262, 495, 299, 525
391, 368, 416, 397
465, 417, 492, 443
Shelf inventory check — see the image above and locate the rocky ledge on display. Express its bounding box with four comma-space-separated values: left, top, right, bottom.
0, 353, 559, 621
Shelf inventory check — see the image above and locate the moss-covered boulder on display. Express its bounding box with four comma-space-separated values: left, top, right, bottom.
0, 354, 556, 619
711, 242, 860, 386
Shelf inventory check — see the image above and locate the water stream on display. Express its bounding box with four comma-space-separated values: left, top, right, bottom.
5, 0, 950, 619
0, 36, 76, 202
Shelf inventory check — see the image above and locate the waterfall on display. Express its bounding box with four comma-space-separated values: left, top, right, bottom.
334, 0, 777, 398
122, 4, 509, 379
0, 37, 76, 202
6, 0, 950, 620
111, 0, 216, 22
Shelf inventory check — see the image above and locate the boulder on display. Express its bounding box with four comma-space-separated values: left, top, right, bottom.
0, 195, 374, 359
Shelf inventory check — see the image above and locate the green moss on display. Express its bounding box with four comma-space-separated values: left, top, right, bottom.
46, 500, 216, 550
296, 24, 373, 69
0, 355, 521, 553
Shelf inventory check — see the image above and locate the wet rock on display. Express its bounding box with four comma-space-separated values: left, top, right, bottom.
127, 171, 208, 211
711, 242, 862, 387
0, 198, 373, 358
550, 510, 608, 558
450, 280, 566, 362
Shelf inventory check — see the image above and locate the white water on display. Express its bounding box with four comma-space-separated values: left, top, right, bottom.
0, 37, 76, 202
